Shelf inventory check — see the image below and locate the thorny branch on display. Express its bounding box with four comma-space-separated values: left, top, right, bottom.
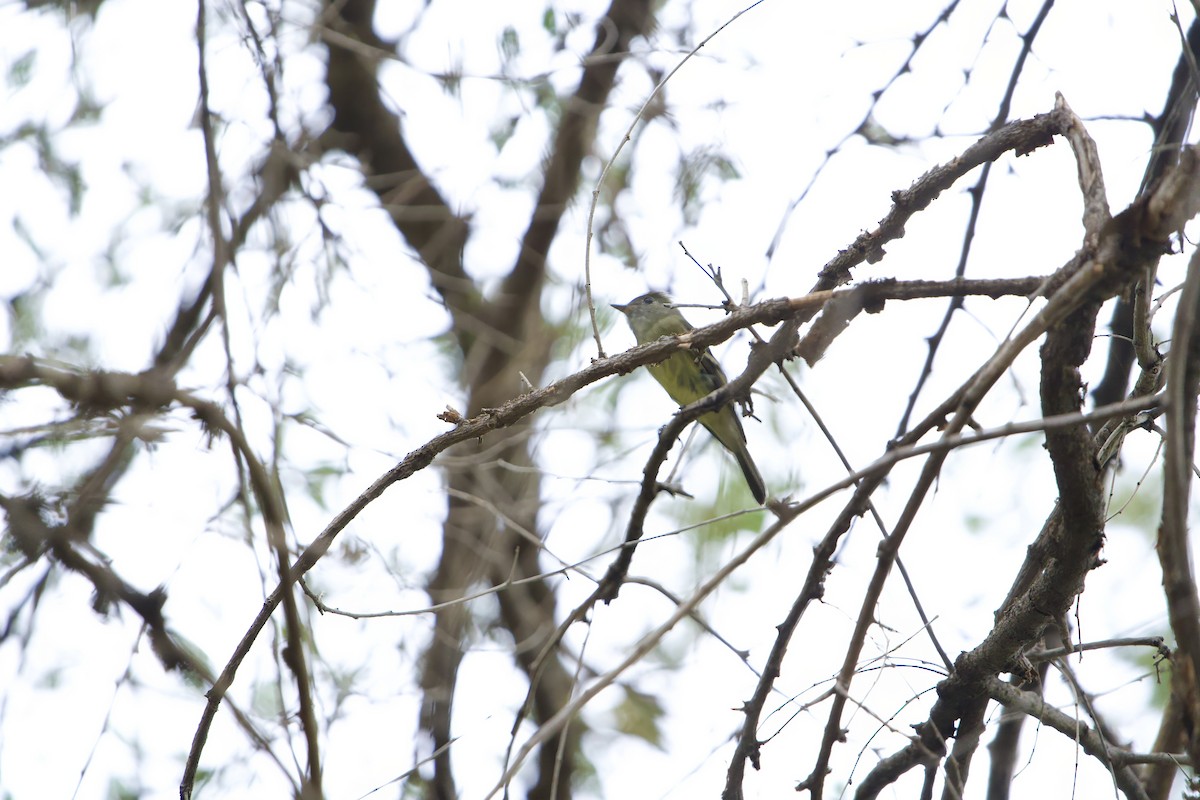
836, 144, 1200, 800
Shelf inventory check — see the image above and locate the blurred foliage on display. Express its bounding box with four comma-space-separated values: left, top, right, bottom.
675, 146, 740, 226
613, 684, 666, 749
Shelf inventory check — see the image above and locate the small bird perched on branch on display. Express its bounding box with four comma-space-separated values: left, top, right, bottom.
612, 292, 766, 504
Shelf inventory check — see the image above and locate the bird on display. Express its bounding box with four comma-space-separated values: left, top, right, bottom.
612, 292, 766, 504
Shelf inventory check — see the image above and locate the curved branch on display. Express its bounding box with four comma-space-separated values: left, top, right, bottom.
848, 144, 1200, 800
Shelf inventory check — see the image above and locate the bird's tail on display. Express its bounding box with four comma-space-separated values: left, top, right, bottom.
734, 447, 767, 505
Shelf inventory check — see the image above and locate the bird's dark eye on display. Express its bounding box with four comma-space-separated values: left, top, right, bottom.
642, 296, 653, 304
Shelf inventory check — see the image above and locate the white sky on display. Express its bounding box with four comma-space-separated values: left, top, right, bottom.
0, 0, 1195, 798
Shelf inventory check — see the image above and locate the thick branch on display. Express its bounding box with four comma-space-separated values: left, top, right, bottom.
1158, 246, 1200, 767
851, 144, 1200, 800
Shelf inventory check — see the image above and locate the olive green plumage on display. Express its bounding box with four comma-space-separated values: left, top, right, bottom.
612, 292, 767, 504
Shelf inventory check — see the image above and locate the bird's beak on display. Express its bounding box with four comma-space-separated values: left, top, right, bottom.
611, 302, 629, 313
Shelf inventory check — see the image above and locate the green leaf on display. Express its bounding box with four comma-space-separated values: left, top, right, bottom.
613, 685, 665, 749
7, 51, 36, 89
500, 26, 520, 62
